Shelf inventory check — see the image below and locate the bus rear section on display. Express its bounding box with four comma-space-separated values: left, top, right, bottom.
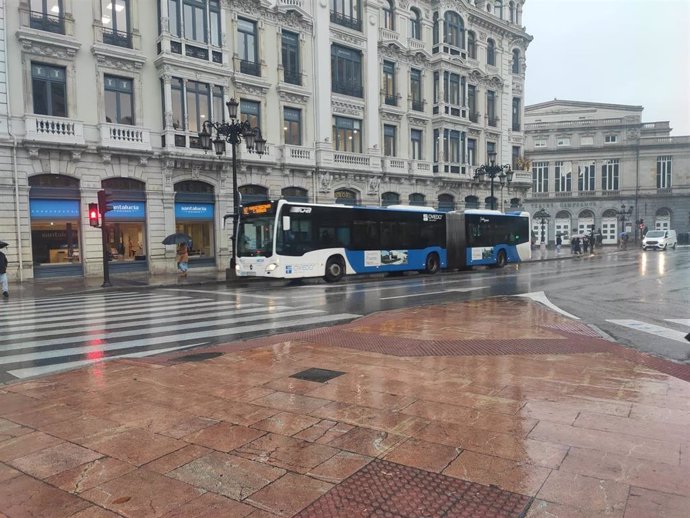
446, 210, 531, 268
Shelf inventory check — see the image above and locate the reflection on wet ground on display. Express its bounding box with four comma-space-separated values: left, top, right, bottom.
1, 297, 690, 517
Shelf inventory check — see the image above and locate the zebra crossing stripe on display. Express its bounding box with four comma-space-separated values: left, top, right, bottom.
7, 342, 210, 379
665, 319, 690, 327
0, 303, 271, 343
0, 308, 324, 352
606, 319, 689, 343
0, 313, 360, 366
4, 291, 144, 309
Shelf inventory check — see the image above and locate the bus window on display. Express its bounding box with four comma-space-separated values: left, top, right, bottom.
352, 220, 380, 250
238, 216, 274, 257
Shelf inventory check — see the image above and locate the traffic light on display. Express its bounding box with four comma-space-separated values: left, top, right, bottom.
97, 189, 114, 216
88, 203, 100, 227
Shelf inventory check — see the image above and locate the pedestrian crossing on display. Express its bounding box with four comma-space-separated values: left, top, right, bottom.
0, 291, 360, 380
606, 319, 690, 344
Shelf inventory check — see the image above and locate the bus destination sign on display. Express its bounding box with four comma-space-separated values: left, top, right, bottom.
242, 203, 272, 216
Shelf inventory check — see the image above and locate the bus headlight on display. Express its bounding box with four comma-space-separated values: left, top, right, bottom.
235, 264, 240, 272
266, 263, 278, 272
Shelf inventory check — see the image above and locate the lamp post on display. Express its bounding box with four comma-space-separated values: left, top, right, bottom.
615, 203, 634, 249
473, 150, 513, 210
198, 98, 267, 269
533, 208, 551, 250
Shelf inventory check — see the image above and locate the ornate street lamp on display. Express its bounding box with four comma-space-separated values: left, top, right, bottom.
533, 208, 551, 246
473, 151, 513, 210
198, 98, 267, 268
615, 203, 634, 249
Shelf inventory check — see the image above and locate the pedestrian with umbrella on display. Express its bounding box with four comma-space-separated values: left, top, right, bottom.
0, 241, 9, 298
162, 233, 192, 277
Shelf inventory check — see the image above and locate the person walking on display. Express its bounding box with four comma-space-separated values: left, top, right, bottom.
583, 235, 589, 254
176, 243, 189, 277
0, 249, 9, 298
556, 234, 562, 254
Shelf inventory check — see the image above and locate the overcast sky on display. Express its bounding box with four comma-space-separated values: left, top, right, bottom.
523, 0, 690, 135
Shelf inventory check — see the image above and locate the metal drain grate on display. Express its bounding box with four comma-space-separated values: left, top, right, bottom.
173, 352, 224, 362
290, 367, 345, 383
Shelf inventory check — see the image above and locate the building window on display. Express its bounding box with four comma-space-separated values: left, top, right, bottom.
512, 97, 520, 131
467, 31, 476, 58
604, 134, 618, 143
410, 69, 423, 111
383, 61, 396, 106
410, 129, 423, 160
534, 138, 546, 148
181, 0, 208, 43
578, 161, 595, 191
331, 45, 363, 98
495, 0, 504, 18
487, 38, 496, 66
383, 0, 395, 30
102, 0, 131, 47
512, 49, 520, 74
444, 72, 461, 106
333, 116, 362, 153
240, 99, 260, 128
557, 137, 570, 146
382, 192, 399, 206
487, 90, 497, 126
170, 78, 184, 130
657, 155, 672, 189
104, 76, 134, 125
601, 159, 619, 191
383, 125, 396, 157
409, 193, 426, 206
281, 31, 301, 85
468, 138, 476, 166
186, 81, 211, 133
432, 12, 439, 45
212, 85, 224, 123
580, 135, 594, 146
238, 18, 260, 76
445, 129, 462, 164
282, 187, 309, 203
30, 0, 65, 34
283, 107, 301, 145
444, 12, 464, 48
468, 84, 477, 121
31, 63, 67, 117
486, 141, 496, 163
532, 161, 549, 193
555, 161, 572, 192
509, 1, 516, 22
410, 8, 421, 39
512, 146, 520, 170
330, 0, 361, 31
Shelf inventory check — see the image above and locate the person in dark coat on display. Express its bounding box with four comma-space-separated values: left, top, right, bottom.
0, 249, 8, 298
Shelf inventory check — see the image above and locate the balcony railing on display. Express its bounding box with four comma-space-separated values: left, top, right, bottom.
100, 124, 151, 151
488, 116, 499, 127
278, 0, 304, 7
330, 11, 362, 31
240, 60, 261, 77
512, 123, 521, 132
383, 157, 406, 173
29, 11, 65, 34
283, 71, 301, 86
411, 100, 424, 112
279, 145, 314, 166
102, 28, 132, 48
384, 94, 398, 106
332, 81, 363, 98
408, 38, 425, 51
469, 112, 479, 123
25, 115, 85, 145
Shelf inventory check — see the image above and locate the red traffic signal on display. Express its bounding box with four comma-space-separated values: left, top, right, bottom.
97, 189, 114, 215
88, 203, 100, 227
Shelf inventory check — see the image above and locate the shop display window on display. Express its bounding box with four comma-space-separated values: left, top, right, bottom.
104, 222, 146, 261
31, 220, 81, 265
176, 221, 214, 259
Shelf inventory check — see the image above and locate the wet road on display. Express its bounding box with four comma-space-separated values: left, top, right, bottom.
1, 247, 688, 382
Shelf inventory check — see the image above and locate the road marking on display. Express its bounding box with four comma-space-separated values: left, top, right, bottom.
380, 287, 485, 300
666, 319, 690, 327
607, 320, 689, 343
7, 342, 210, 379
161, 288, 279, 300
516, 291, 581, 320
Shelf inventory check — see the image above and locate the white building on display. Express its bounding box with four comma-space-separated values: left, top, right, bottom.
0, 0, 532, 281
523, 100, 690, 245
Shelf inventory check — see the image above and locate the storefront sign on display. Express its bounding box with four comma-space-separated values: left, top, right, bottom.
109, 202, 146, 220
175, 203, 214, 220
30, 200, 80, 219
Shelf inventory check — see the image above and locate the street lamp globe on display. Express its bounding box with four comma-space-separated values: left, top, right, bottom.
226, 98, 239, 119
488, 150, 497, 164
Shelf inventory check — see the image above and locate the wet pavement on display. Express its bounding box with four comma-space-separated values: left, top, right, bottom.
2, 297, 690, 517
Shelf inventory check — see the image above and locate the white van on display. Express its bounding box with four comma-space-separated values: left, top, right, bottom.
642, 229, 677, 250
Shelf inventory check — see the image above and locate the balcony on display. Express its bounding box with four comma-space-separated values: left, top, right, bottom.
29, 11, 65, 34
383, 157, 406, 173
469, 112, 480, 123
24, 115, 85, 146
488, 117, 499, 127
240, 60, 261, 77
384, 94, 398, 107
379, 27, 402, 45
330, 11, 362, 31
332, 81, 363, 98
410, 160, 432, 175
278, 145, 314, 167
411, 100, 424, 112
100, 124, 151, 152
408, 38, 425, 51
512, 123, 521, 132
102, 28, 132, 48
511, 171, 532, 188
283, 71, 301, 86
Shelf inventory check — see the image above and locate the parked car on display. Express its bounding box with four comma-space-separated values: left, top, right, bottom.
642, 229, 677, 250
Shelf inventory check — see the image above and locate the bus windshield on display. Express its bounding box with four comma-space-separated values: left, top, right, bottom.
237, 216, 275, 257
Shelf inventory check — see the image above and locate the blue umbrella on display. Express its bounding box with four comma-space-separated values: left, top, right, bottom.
162, 233, 192, 245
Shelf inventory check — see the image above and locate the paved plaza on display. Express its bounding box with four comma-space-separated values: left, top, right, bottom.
1, 297, 689, 517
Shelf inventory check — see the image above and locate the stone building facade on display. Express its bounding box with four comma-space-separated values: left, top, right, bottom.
523, 100, 690, 245
0, 0, 532, 280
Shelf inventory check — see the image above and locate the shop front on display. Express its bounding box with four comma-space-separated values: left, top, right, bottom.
104, 201, 148, 272
174, 181, 216, 267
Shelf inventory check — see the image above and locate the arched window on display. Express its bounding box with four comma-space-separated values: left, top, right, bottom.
495, 0, 504, 19
464, 195, 479, 209
467, 31, 476, 59
556, 210, 572, 219
410, 8, 421, 40
444, 12, 464, 48
28, 174, 79, 189
383, 0, 395, 30
602, 209, 618, 218
487, 39, 496, 66
438, 194, 455, 212
239, 184, 269, 204
512, 49, 520, 74
509, 1, 516, 23
334, 188, 358, 205
409, 193, 426, 206
102, 178, 145, 191
174, 180, 214, 194
282, 186, 309, 203
432, 12, 439, 45
484, 196, 497, 210
381, 191, 400, 207
510, 197, 521, 208
579, 209, 594, 219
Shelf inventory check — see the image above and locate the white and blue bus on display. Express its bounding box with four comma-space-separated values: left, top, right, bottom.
236, 200, 530, 281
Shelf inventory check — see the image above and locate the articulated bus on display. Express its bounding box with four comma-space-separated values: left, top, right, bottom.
236, 200, 530, 281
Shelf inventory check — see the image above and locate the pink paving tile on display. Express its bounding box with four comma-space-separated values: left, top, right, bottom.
0, 431, 64, 462
10, 442, 102, 479
293, 420, 354, 444
383, 438, 460, 473
69, 506, 122, 518
81, 427, 186, 466
252, 391, 332, 414
536, 470, 629, 515
0, 462, 22, 483
6, 404, 83, 429
143, 444, 211, 475
624, 486, 690, 518
81, 468, 201, 517
246, 472, 333, 517
326, 426, 406, 458
526, 499, 620, 518
46, 457, 136, 494
252, 412, 321, 436
307, 451, 372, 483
182, 422, 265, 452
0, 474, 91, 517
234, 433, 339, 474
0, 417, 34, 441
160, 492, 256, 518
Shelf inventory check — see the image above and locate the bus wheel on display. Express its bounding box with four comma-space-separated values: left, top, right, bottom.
324, 257, 345, 282
495, 250, 507, 268
424, 253, 440, 274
